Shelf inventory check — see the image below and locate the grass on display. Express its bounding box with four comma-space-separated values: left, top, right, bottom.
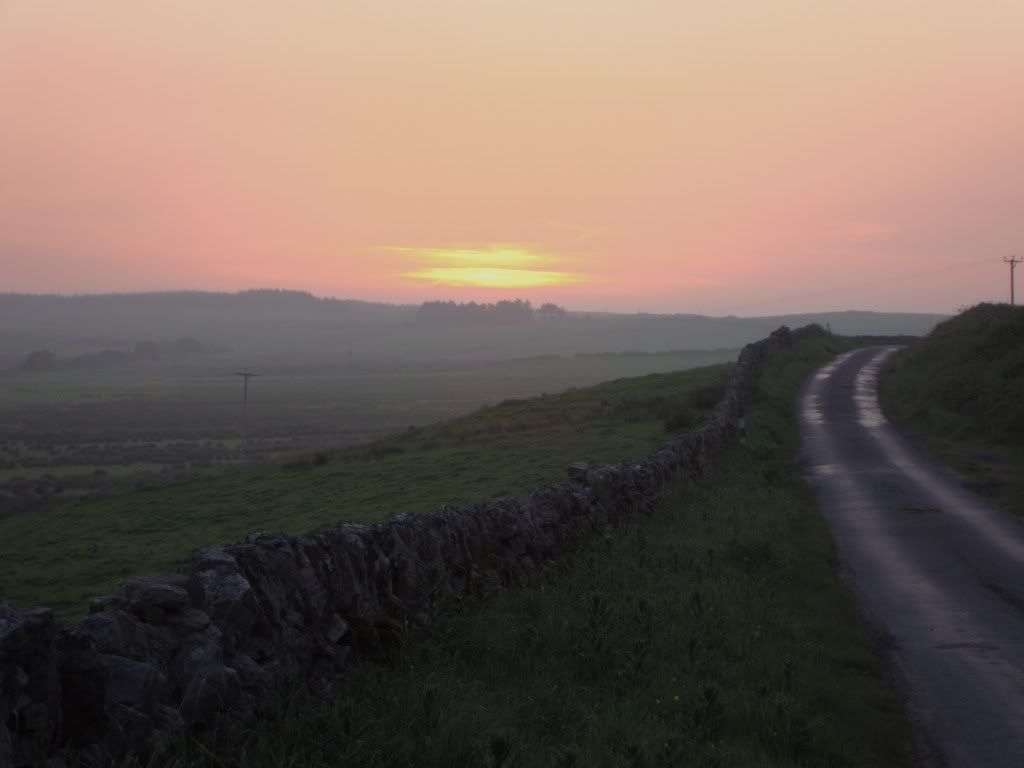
0, 349, 737, 516
881, 303, 1024, 518
0, 363, 731, 619
142, 334, 910, 768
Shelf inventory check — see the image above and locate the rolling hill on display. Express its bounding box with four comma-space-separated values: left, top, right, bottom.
0, 290, 946, 370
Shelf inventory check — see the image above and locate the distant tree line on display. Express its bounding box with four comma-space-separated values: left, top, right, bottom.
417, 300, 567, 325
19, 338, 213, 372
0, 289, 400, 313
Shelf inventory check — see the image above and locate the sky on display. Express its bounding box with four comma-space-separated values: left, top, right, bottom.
1, 1, 1022, 314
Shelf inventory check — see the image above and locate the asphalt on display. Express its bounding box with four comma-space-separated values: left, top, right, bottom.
799, 346, 1024, 768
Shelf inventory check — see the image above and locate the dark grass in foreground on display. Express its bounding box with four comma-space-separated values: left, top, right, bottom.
144, 336, 909, 768
881, 303, 1024, 518
0, 364, 729, 619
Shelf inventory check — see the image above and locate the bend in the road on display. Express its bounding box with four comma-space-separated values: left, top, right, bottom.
799, 346, 1024, 768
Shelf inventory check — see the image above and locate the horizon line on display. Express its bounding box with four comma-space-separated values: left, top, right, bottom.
0, 288, 957, 318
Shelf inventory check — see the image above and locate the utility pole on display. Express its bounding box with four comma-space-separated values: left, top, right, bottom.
234, 369, 260, 461
1006, 256, 1022, 306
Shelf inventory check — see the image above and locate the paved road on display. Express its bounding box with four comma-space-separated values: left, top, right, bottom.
799, 346, 1024, 768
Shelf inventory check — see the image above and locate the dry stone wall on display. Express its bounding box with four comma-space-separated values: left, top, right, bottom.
0, 325, 824, 766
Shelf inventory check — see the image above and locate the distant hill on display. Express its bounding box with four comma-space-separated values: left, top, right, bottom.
0, 290, 947, 370
882, 303, 1024, 444
18, 337, 217, 373
0, 291, 413, 369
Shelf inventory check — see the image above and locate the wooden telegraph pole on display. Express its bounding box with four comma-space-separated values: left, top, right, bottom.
1006, 256, 1022, 306
234, 369, 260, 461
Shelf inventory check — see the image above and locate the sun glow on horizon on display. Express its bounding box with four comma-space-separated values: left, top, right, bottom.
395, 245, 584, 289
403, 266, 582, 289
387, 246, 550, 267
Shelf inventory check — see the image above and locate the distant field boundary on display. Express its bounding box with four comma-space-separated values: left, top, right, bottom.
0, 324, 826, 766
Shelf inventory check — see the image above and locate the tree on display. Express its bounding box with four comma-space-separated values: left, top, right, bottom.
537, 303, 567, 318
20, 349, 57, 372
133, 341, 162, 361
417, 299, 535, 325
172, 337, 205, 356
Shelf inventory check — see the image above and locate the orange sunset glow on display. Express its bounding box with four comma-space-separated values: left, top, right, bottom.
405, 268, 581, 289
394, 245, 584, 288
1, 1, 1022, 312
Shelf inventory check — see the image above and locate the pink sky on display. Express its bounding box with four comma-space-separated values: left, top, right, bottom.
1, 1, 1021, 314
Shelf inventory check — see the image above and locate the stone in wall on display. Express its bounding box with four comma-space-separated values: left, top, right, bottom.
0, 604, 60, 766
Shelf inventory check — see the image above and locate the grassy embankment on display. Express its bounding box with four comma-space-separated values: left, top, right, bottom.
148, 334, 910, 768
0, 361, 731, 618
0, 349, 736, 515
881, 303, 1024, 518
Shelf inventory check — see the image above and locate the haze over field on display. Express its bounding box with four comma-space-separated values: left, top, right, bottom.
2, 1, 1022, 313
0, 291, 943, 370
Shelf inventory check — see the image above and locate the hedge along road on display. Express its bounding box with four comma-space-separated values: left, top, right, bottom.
799, 346, 1024, 768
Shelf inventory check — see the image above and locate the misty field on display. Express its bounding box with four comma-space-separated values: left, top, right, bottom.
0, 348, 735, 516
0, 357, 731, 618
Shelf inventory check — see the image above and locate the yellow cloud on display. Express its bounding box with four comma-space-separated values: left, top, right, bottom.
403, 266, 581, 288
390, 244, 585, 288
386, 245, 547, 268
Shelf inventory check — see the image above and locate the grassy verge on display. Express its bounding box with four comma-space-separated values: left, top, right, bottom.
880, 304, 1024, 518
0, 365, 729, 619
152, 335, 909, 768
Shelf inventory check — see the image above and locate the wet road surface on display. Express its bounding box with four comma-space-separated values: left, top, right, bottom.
799, 346, 1024, 768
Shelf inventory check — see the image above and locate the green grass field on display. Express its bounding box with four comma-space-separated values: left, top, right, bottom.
0, 362, 731, 618
144, 334, 910, 768
0, 349, 737, 517
881, 303, 1024, 518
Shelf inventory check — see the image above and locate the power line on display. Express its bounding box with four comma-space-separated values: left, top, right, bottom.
234, 369, 260, 462
1005, 256, 1022, 306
